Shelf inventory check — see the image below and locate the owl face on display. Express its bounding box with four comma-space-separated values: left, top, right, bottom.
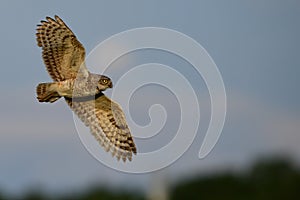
97, 75, 113, 91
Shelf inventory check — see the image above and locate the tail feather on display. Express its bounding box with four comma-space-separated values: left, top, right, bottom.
36, 83, 61, 103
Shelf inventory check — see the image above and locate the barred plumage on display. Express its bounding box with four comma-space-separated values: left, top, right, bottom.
36, 15, 137, 162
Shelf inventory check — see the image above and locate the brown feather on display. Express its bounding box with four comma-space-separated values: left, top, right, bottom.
36, 16, 88, 81
65, 94, 137, 162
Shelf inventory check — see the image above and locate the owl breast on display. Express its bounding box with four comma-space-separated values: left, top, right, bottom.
57, 76, 99, 98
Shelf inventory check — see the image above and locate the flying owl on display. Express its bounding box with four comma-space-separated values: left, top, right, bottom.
36, 15, 137, 162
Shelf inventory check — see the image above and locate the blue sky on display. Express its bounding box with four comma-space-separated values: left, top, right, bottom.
0, 0, 299, 196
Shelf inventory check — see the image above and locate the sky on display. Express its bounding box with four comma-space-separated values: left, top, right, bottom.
0, 0, 299, 196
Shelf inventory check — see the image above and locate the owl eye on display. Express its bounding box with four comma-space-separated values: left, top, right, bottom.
101, 79, 108, 84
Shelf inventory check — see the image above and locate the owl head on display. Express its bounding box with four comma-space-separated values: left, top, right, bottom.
97, 75, 113, 91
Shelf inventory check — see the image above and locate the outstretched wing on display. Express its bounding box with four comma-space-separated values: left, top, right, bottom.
65, 94, 137, 162
36, 15, 88, 81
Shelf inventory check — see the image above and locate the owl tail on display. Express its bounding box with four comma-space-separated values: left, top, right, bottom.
36, 83, 61, 103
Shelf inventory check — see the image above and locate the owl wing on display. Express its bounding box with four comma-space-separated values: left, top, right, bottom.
65, 94, 137, 162
36, 15, 89, 81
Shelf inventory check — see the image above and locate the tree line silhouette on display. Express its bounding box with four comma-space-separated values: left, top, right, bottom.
0, 157, 299, 200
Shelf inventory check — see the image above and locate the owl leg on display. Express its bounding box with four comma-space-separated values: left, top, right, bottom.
36, 82, 61, 103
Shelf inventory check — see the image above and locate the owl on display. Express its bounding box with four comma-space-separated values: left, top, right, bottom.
36, 15, 137, 162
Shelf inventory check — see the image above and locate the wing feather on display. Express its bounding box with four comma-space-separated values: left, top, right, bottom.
36, 15, 88, 81
65, 94, 137, 162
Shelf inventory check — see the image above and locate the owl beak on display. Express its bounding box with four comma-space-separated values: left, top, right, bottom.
108, 82, 113, 88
